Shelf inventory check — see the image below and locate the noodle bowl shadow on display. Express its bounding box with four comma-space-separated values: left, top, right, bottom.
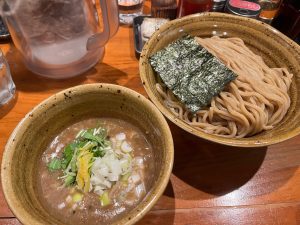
167, 123, 299, 202
139, 12, 300, 147
1, 84, 174, 225
170, 122, 267, 197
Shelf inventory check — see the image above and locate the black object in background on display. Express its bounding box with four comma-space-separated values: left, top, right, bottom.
0, 17, 10, 41
212, 0, 227, 12
272, 0, 300, 43
133, 16, 151, 59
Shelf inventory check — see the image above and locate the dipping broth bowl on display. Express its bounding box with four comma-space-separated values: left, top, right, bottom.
1, 83, 174, 225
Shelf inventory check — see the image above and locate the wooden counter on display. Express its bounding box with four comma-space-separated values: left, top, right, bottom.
1, 2, 300, 224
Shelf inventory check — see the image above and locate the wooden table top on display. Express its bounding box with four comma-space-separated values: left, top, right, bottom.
1, 3, 300, 225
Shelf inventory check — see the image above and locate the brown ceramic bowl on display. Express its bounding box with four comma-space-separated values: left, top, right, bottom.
1, 84, 174, 225
139, 12, 300, 147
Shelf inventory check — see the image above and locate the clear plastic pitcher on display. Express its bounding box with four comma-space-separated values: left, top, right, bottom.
0, 0, 119, 79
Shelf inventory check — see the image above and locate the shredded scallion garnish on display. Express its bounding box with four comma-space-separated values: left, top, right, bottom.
47, 127, 134, 206
48, 127, 110, 187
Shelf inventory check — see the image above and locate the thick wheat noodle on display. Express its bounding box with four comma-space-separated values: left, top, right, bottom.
155, 36, 293, 137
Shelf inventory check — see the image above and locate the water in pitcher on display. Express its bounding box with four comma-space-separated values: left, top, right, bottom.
1, 0, 119, 78
31, 33, 92, 65
8, 0, 96, 66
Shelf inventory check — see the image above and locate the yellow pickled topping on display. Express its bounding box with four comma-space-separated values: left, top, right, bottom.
76, 149, 93, 193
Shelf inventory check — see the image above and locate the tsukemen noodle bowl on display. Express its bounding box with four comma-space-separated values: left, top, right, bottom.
1, 84, 174, 225
139, 12, 300, 147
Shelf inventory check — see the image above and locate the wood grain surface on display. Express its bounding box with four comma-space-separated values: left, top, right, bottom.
1, 1, 300, 224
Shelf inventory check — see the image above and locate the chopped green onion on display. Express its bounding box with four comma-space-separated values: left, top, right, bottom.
99, 191, 111, 207
64, 175, 76, 186
72, 192, 83, 203
47, 158, 62, 171
121, 172, 131, 182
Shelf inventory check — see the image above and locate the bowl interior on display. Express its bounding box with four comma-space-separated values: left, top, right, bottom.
1, 84, 173, 225
140, 12, 300, 147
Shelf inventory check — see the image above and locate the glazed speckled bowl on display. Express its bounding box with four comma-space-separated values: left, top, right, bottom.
1, 84, 174, 225
139, 12, 300, 147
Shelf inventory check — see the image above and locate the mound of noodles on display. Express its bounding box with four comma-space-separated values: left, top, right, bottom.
156, 36, 293, 138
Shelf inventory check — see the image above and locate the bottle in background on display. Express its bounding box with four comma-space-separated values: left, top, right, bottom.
212, 0, 227, 12
257, 0, 283, 24
151, 0, 178, 19
178, 0, 213, 17
118, 0, 144, 25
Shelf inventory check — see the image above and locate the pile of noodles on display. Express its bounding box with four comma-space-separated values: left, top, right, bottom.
156, 36, 293, 138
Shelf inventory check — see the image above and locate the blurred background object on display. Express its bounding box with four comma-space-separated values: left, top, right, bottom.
118, 0, 144, 25
133, 16, 169, 57
178, 0, 213, 17
258, 0, 283, 24
225, 0, 261, 19
151, 0, 177, 19
0, 48, 15, 106
0, 17, 10, 41
272, 0, 300, 43
212, 0, 227, 12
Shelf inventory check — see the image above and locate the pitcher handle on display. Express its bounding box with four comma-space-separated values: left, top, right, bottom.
87, 0, 119, 51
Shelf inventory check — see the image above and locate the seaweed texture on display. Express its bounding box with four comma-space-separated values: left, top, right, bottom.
150, 35, 237, 113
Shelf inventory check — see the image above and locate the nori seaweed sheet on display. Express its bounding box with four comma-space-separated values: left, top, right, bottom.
150, 35, 237, 113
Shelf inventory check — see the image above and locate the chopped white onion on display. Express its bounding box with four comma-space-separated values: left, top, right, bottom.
99, 167, 109, 177
116, 133, 126, 141
108, 173, 119, 182
125, 182, 135, 192
135, 183, 146, 198
130, 174, 141, 184
90, 136, 135, 196
123, 153, 132, 159
55, 143, 64, 153
94, 186, 104, 195
115, 149, 122, 155
104, 146, 112, 150
50, 152, 58, 159
90, 175, 105, 185
134, 157, 143, 166
121, 141, 132, 153
120, 158, 130, 171
91, 153, 121, 191
116, 141, 122, 149
65, 195, 72, 203
125, 199, 135, 206
109, 160, 122, 175
57, 202, 66, 209
72, 204, 77, 210
103, 180, 112, 188
110, 137, 116, 147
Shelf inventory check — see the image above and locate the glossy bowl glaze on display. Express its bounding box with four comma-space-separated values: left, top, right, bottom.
1, 84, 174, 225
139, 12, 300, 147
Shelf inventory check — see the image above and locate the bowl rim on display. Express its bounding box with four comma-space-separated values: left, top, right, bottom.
139, 12, 300, 147
1, 83, 174, 225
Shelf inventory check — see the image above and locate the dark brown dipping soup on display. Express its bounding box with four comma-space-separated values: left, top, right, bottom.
37, 118, 154, 225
